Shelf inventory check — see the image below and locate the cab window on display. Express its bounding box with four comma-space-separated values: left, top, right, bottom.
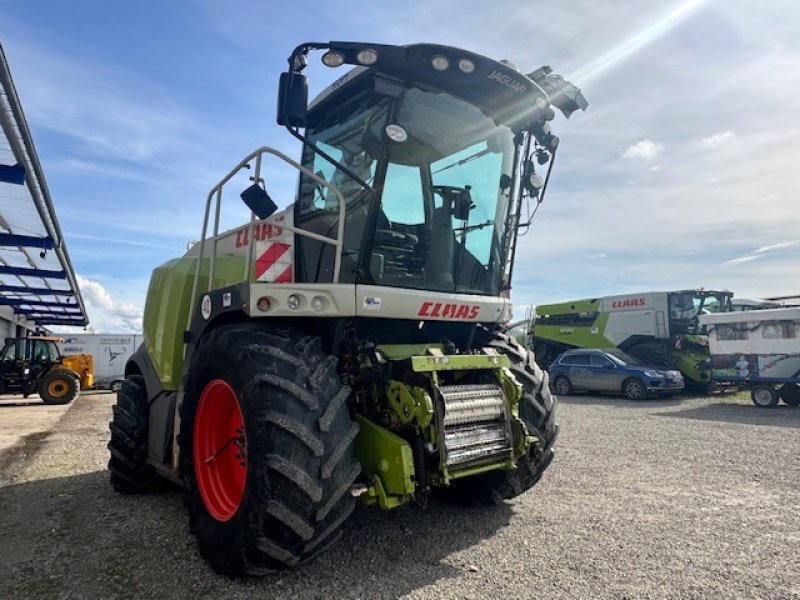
561, 354, 590, 366
1, 341, 18, 360
590, 354, 614, 367
33, 341, 51, 362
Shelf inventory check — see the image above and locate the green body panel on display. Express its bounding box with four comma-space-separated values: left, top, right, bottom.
142, 255, 245, 390
377, 344, 442, 361
537, 298, 602, 315
535, 313, 613, 348
671, 347, 710, 384
410, 353, 511, 372
354, 414, 416, 509
385, 380, 434, 429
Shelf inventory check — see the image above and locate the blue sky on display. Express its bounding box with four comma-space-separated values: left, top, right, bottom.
1, 0, 798, 331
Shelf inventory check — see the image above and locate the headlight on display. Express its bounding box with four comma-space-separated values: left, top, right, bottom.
458, 58, 475, 73
431, 55, 450, 71
644, 370, 664, 378
671, 371, 684, 379
322, 51, 345, 67
356, 48, 379, 65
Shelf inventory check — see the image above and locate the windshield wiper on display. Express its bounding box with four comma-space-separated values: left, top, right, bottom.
432, 147, 491, 175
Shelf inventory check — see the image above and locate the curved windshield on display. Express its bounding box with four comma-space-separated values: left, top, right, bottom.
605, 349, 642, 365
376, 87, 516, 294
669, 291, 733, 334
296, 80, 517, 295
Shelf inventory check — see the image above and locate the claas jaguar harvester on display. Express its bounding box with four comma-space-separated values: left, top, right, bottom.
108, 41, 587, 576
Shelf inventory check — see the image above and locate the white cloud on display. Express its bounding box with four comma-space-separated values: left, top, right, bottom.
622, 139, 663, 161
696, 130, 736, 150
755, 240, 798, 253
75, 275, 143, 333
722, 255, 762, 266
722, 240, 799, 268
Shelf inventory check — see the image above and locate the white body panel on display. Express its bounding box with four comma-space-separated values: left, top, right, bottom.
246, 283, 509, 323
700, 308, 800, 382
57, 334, 143, 380
600, 292, 670, 344
700, 308, 800, 356
355, 285, 509, 322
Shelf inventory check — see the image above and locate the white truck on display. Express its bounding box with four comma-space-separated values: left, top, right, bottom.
57, 334, 142, 391
699, 307, 800, 407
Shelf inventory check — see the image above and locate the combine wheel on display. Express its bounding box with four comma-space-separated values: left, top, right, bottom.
108, 375, 157, 493
443, 331, 558, 505
39, 371, 79, 405
779, 383, 800, 406
751, 384, 779, 408
180, 325, 360, 576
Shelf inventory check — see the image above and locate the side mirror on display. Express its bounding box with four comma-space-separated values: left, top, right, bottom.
452, 187, 474, 220
277, 72, 308, 127
241, 184, 277, 220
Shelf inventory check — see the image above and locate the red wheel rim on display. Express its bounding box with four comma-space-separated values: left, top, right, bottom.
193, 379, 247, 522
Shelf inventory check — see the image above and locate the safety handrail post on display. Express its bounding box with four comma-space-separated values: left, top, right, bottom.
185, 146, 347, 338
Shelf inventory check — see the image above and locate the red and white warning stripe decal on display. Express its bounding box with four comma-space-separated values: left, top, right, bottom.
255, 211, 293, 283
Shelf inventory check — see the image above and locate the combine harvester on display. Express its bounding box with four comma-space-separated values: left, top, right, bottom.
108, 41, 587, 575
700, 307, 800, 407
534, 289, 733, 391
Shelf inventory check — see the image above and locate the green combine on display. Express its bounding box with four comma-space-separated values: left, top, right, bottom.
533, 289, 733, 391
107, 41, 586, 576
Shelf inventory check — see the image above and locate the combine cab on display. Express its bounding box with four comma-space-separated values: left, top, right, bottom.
108, 41, 587, 575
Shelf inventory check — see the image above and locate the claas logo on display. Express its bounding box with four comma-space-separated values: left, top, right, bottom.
611, 297, 646, 309
418, 302, 480, 320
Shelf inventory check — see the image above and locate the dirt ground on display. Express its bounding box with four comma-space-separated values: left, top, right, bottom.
0, 391, 798, 599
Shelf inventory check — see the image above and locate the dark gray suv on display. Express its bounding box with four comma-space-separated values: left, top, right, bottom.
549, 348, 684, 400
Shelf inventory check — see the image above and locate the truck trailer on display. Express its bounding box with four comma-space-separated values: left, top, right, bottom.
58, 334, 142, 390
699, 307, 800, 407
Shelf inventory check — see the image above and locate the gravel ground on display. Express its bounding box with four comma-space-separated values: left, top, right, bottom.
0, 391, 798, 599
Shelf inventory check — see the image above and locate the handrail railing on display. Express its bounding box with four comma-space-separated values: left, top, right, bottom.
186, 146, 347, 337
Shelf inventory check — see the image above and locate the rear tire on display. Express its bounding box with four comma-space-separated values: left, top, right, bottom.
108, 375, 157, 493
180, 325, 360, 576
39, 371, 79, 405
779, 383, 800, 406
443, 331, 558, 505
553, 375, 573, 396
751, 384, 779, 408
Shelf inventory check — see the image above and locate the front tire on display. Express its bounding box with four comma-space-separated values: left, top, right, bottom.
180, 325, 360, 576
623, 377, 646, 401
108, 375, 157, 493
444, 331, 558, 505
39, 371, 79, 405
751, 384, 779, 408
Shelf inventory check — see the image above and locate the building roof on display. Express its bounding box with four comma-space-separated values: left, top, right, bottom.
0, 43, 88, 328
699, 307, 800, 325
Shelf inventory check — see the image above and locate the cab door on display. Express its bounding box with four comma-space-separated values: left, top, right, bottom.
28, 340, 55, 383
566, 353, 593, 390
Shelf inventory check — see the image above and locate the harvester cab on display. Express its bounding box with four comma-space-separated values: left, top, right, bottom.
111, 41, 586, 576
